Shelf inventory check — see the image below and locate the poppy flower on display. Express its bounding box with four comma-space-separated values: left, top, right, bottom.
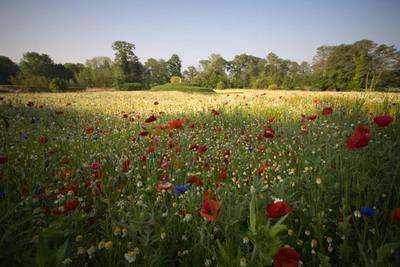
39, 135, 48, 144
273, 247, 300, 267
189, 144, 199, 151
259, 163, 272, 175
188, 176, 203, 186
158, 183, 172, 191
219, 167, 228, 179
266, 201, 290, 218
211, 109, 220, 116
144, 115, 157, 123
373, 115, 394, 127
198, 146, 208, 153
0, 156, 7, 164
345, 124, 371, 150
122, 159, 131, 172
301, 115, 318, 122
61, 159, 70, 165
87, 127, 95, 134
90, 161, 102, 171
0, 97, 4, 101
61, 186, 77, 194
168, 140, 177, 149
159, 174, 171, 181
360, 207, 375, 217
147, 146, 155, 154
199, 191, 223, 221
139, 131, 150, 137
27, 101, 34, 107
55, 111, 64, 115
391, 208, 400, 222
262, 126, 275, 139
322, 107, 333, 115
154, 101, 159, 105
167, 119, 184, 129
63, 199, 80, 213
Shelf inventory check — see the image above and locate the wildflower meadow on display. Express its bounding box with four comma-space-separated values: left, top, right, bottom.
0, 90, 399, 266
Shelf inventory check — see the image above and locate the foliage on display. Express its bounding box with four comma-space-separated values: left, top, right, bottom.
150, 83, 215, 93
170, 76, 181, 84
49, 78, 68, 92
167, 54, 182, 77
122, 82, 143, 91
0, 56, 19, 84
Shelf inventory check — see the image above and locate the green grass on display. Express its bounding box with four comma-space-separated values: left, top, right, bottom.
150, 83, 215, 93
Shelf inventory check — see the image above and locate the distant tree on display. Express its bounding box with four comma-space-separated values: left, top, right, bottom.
144, 58, 169, 87
197, 54, 229, 88
112, 41, 143, 84
75, 56, 114, 88
182, 66, 198, 82
167, 54, 182, 77
228, 54, 264, 88
0, 56, 19, 84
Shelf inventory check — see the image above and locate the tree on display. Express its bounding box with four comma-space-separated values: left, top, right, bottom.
0, 56, 19, 84
197, 54, 229, 88
182, 66, 198, 82
167, 54, 182, 77
112, 41, 143, 84
144, 58, 169, 87
228, 54, 264, 88
75, 56, 114, 88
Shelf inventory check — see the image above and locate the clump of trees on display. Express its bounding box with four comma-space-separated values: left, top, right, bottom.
0, 39, 399, 91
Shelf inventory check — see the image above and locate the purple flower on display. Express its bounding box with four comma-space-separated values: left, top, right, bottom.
174, 184, 189, 195
0, 192, 5, 199
360, 207, 375, 217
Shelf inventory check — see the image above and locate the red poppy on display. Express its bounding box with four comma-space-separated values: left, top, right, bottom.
322, 107, 333, 115
87, 127, 95, 134
61, 159, 70, 165
198, 146, 208, 153
391, 208, 400, 222
0, 156, 7, 164
199, 191, 223, 221
219, 167, 228, 179
373, 115, 394, 127
345, 124, 371, 150
147, 146, 156, 154
273, 247, 300, 267
90, 161, 101, 172
216, 127, 222, 133
223, 149, 230, 163
122, 159, 131, 172
64, 199, 80, 213
262, 126, 275, 139
266, 201, 290, 218
0, 97, 4, 101
139, 131, 150, 137
301, 125, 309, 134
168, 140, 177, 148
154, 101, 159, 105
167, 119, 184, 129
259, 163, 272, 175
55, 111, 64, 115
211, 109, 220, 116
189, 144, 199, 151
144, 115, 157, 123
188, 176, 203, 186
27, 101, 34, 107
160, 160, 171, 169
158, 183, 172, 191
301, 115, 318, 122
61, 186, 77, 194
39, 135, 48, 144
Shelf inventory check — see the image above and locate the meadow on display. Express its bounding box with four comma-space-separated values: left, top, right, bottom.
0, 89, 399, 267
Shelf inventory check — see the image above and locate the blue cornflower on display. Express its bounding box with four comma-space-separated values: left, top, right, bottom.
0, 191, 5, 199
360, 207, 375, 217
174, 184, 190, 195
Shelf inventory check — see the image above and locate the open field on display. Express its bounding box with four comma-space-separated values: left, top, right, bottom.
0, 90, 400, 266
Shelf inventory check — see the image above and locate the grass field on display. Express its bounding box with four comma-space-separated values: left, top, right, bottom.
0, 90, 399, 266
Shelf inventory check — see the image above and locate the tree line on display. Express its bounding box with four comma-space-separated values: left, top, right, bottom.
0, 39, 399, 91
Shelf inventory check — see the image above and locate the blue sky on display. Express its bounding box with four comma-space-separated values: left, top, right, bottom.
1, 0, 399, 68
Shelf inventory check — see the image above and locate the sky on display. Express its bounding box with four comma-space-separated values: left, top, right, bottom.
1, 0, 399, 68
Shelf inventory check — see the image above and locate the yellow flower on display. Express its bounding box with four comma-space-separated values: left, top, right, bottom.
240, 257, 247, 267
105, 241, 113, 250
113, 227, 121, 236
75, 235, 83, 242
288, 229, 294, 236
